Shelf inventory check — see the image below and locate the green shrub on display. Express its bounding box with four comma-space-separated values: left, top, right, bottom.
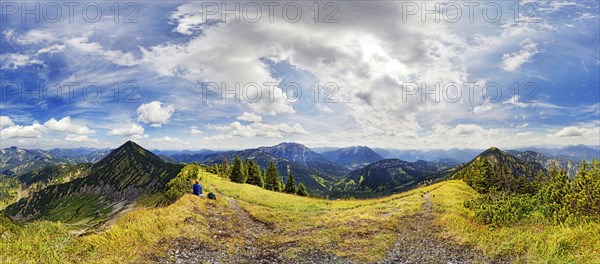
464, 191, 537, 227
162, 164, 204, 204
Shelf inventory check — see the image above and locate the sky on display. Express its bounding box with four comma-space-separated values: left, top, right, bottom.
0, 1, 599, 150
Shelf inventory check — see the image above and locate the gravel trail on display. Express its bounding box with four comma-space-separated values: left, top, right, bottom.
155, 192, 510, 263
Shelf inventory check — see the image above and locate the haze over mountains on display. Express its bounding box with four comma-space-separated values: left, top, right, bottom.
1, 141, 597, 202
321, 146, 384, 169
0, 147, 110, 176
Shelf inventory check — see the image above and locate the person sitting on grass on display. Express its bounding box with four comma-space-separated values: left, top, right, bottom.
193, 179, 203, 196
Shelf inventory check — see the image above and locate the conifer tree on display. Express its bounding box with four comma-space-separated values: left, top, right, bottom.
230, 157, 246, 183
222, 158, 230, 178
246, 159, 264, 187
265, 162, 281, 191
284, 170, 297, 194
565, 160, 600, 220
213, 164, 220, 176
464, 157, 493, 193
297, 183, 308, 196
537, 165, 570, 222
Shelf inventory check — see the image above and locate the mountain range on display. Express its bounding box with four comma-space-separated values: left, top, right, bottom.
1, 142, 596, 201
0, 147, 109, 176
321, 146, 384, 169
332, 159, 457, 198
3, 141, 182, 226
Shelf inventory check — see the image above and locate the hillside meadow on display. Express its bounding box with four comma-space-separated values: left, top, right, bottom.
1, 166, 598, 263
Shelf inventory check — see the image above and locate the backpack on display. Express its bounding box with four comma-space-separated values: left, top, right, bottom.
207, 192, 216, 200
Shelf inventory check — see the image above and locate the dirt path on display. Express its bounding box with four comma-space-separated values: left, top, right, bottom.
156, 192, 510, 263
155, 197, 351, 264
153, 197, 275, 264
379, 193, 509, 264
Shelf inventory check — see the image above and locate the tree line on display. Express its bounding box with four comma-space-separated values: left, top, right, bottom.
211, 157, 308, 196
460, 158, 600, 226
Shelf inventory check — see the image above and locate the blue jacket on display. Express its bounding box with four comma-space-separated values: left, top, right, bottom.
193, 183, 203, 195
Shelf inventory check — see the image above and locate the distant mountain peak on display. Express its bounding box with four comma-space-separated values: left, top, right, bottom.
119, 140, 143, 151
105, 141, 161, 162
272, 142, 310, 149
480, 147, 504, 157
454, 147, 546, 189
4, 141, 182, 224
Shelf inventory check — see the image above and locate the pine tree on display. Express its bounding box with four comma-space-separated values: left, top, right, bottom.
537, 164, 570, 222
465, 158, 494, 193
565, 160, 600, 220
213, 164, 220, 176
532, 170, 548, 193
246, 159, 264, 187
229, 157, 246, 183
284, 170, 297, 194
296, 183, 308, 196
265, 162, 281, 191
222, 158, 230, 178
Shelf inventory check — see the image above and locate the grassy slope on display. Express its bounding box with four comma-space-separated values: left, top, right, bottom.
1, 168, 598, 263
429, 180, 600, 263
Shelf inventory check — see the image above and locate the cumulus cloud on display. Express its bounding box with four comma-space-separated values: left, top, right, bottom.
137, 101, 175, 127
108, 123, 145, 137
236, 112, 262, 123
206, 121, 309, 140
44, 117, 94, 135
0, 116, 14, 128
453, 124, 488, 136
501, 39, 540, 72
65, 134, 98, 143
161, 1, 467, 137
551, 126, 597, 137
429, 124, 492, 139
152, 136, 183, 143
0, 123, 47, 138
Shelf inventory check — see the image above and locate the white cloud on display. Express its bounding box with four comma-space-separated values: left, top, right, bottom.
190, 126, 203, 135
36, 44, 66, 55
429, 124, 492, 138
65, 34, 137, 66
0, 116, 14, 128
44, 117, 94, 135
516, 131, 533, 137
317, 105, 334, 113
137, 101, 175, 127
108, 123, 145, 137
453, 124, 488, 136
140, 16, 299, 116
65, 134, 98, 143
472, 103, 494, 114
0, 123, 47, 139
236, 112, 262, 123
0, 53, 42, 70
152, 136, 183, 143
15, 29, 56, 45
206, 121, 309, 140
503, 95, 565, 109
501, 39, 540, 72
551, 126, 597, 138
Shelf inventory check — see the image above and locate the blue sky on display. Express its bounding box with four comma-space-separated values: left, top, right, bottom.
0, 1, 598, 150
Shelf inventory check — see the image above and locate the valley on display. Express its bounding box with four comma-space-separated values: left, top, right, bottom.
0, 141, 598, 263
